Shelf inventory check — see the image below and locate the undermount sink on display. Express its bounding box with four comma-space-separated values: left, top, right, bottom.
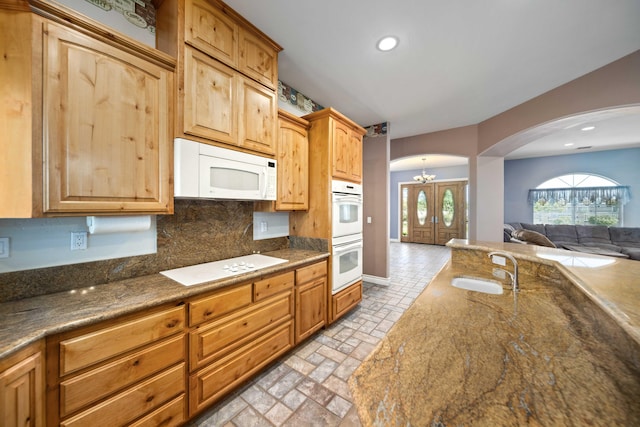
451, 276, 504, 295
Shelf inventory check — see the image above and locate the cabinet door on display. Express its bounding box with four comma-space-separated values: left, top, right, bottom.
0, 350, 43, 427
42, 22, 173, 214
348, 130, 363, 182
238, 28, 278, 89
331, 120, 351, 181
276, 114, 309, 210
184, 46, 239, 146
238, 76, 277, 155
295, 277, 327, 343
185, 0, 238, 69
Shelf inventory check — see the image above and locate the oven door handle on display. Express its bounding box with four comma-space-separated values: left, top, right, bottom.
333, 241, 363, 254
333, 195, 362, 204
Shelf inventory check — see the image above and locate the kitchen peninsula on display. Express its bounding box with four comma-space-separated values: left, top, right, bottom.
349, 240, 640, 426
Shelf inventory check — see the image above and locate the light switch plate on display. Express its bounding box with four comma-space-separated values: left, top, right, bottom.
0, 237, 9, 258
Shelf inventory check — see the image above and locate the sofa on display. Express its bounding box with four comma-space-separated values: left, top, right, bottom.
504, 223, 640, 260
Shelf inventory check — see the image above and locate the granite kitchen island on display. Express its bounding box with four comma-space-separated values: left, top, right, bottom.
349, 240, 640, 426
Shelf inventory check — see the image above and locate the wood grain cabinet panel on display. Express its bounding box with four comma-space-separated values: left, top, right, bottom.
254, 271, 294, 301
239, 27, 278, 89
190, 290, 293, 370
59, 306, 185, 376
183, 45, 239, 145
295, 261, 327, 344
189, 322, 293, 415
128, 394, 185, 427
185, 0, 238, 68
332, 280, 363, 322
238, 76, 277, 155
188, 283, 252, 326
276, 110, 310, 211
0, 342, 44, 427
60, 335, 185, 417
60, 364, 185, 427
42, 21, 173, 214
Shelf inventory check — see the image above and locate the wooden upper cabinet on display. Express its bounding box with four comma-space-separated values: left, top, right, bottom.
158, 0, 281, 156
185, 0, 239, 69
276, 110, 309, 211
42, 21, 174, 214
239, 27, 278, 89
183, 46, 238, 145
304, 108, 366, 184
238, 76, 277, 155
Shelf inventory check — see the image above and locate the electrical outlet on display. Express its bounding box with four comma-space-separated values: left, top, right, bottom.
492, 268, 506, 279
491, 255, 507, 266
0, 237, 9, 258
70, 232, 88, 251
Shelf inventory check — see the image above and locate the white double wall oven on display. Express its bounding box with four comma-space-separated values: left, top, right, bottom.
331, 180, 363, 294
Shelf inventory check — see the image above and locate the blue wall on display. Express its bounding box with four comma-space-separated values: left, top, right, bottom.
504, 147, 640, 226
389, 165, 468, 240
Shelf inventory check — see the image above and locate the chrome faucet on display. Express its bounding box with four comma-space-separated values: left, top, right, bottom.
488, 251, 519, 292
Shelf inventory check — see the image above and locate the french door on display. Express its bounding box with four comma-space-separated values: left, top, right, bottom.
401, 181, 467, 245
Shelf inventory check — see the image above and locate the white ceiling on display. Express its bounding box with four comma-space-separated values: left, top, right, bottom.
224, 0, 640, 168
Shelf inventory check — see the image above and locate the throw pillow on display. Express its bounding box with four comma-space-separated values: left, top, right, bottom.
512, 229, 557, 248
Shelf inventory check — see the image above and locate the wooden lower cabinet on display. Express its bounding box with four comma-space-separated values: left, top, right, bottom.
0, 341, 44, 427
187, 272, 295, 417
16, 261, 330, 425
295, 261, 327, 343
46, 304, 187, 426
189, 321, 293, 415
331, 280, 363, 323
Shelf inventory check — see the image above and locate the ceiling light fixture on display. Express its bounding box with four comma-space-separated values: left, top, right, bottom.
377, 36, 398, 51
581, 126, 596, 131
413, 158, 436, 183
564, 143, 574, 147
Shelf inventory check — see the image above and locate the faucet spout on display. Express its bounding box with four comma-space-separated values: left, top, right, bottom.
488, 251, 519, 292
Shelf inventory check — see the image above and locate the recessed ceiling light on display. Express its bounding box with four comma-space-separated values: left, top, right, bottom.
377, 36, 398, 51
564, 143, 574, 147
581, 126, 596, 131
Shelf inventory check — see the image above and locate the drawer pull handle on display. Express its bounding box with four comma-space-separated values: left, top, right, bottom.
146, 395, 154, 403
132, 360, 140, 367
166, 319, 180, 328
204, 310, 213, 317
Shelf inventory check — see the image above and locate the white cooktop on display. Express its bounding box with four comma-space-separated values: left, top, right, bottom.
160, 254, 287, 286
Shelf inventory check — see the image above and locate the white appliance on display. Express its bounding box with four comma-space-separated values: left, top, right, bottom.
174, 138, 277, 201
331, 180, 364, 294
331, 234, 363, 294
331, 180, 363, 238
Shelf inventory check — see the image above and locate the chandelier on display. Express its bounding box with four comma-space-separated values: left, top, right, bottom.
413, 158, 436, 183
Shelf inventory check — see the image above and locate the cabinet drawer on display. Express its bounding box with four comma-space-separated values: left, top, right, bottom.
129, 394, 185, 427
60, 335, 185, 417
189, 283, 252, 326
190, 291, 293, 370
189, 321, 293, 415
332, 281, 362, 321
296, 261, 327, 285
59, 306, 185, 376
61, 363, 185, 427
254, 271, 294, 301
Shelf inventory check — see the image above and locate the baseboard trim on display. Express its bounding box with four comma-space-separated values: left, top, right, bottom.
390, 238, 400, 243
362, 274, 390, 286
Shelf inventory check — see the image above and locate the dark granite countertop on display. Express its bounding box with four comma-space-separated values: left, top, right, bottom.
349, 240, 640, 426
0, 248, 328, 359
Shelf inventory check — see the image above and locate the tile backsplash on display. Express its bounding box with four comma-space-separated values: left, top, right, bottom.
0, 200, 288, 302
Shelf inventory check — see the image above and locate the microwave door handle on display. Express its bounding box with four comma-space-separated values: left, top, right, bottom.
261, 167, 267, 198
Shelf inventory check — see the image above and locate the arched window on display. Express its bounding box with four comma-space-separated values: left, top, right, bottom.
529, 173, 631, 226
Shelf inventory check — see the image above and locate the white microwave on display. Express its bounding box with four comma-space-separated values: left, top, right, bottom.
174, 138, 277, 201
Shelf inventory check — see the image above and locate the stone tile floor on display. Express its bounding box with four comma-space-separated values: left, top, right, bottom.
187, 242, 451, 427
